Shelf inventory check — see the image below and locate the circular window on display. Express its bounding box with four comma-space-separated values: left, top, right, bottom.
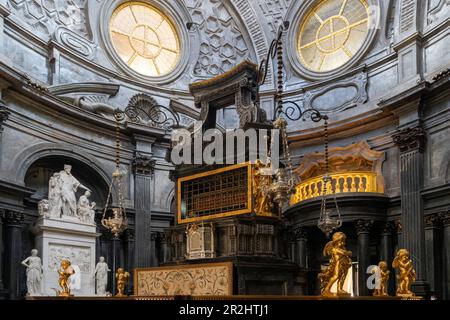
109, 2, 180, 77
297, 0, 370, 73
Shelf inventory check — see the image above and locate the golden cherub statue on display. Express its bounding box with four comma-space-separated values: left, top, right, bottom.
253, 159, 273, 215
57, 259, 75, 297
115, 268, 130, 297
373, 261, 390, 297
392, 249, 416, 297
318, 232, 352, 297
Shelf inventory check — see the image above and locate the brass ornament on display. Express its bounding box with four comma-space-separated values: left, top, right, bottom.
115, 268, 130, 297
373, 261, 390, 297
318, 232, 352, 297
393, 249, 416, 297
253, 159, 274, 215
57, 260, 75, 297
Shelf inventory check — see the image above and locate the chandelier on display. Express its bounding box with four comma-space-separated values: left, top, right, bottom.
317, 118, 342, 237
257, 22, 342, 234
101, 113, 128, 239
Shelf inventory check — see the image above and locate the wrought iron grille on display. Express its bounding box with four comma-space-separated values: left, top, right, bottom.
178, 164, 252, 223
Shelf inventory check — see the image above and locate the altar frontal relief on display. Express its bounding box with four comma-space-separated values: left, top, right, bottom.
134, 262, 232, 296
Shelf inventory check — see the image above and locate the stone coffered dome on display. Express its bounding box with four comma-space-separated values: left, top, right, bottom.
2, 0, 449, 134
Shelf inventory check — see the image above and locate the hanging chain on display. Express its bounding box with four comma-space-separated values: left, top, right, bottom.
276, 35, 283, 118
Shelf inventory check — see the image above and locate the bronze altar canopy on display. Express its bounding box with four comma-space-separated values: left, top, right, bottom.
189, 60, 269, 130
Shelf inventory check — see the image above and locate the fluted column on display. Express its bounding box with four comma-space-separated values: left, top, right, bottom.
3, 211, 23, 300
380, 221, 395, 295
356, 219, 373, 296
424, 213, 442, 298
0, 210, 4, 292
395, 220, 403, 249
294, 227, 308, 269
124, 229, 135, 295
393, 126, 429, 295
442, 212, 450, 300
159, 232, 170, 264
133, 152, 156, 267
150, 232, 159, 267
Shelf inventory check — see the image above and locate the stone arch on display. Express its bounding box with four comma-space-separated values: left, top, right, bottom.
13, 142, 113, 206
164, 186, 176, 214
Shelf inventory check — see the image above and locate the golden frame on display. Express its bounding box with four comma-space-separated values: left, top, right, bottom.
134, 262, 234, 296
177, 163, 253, 224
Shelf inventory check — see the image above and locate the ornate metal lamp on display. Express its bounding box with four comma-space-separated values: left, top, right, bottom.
317, 118, 343, 237
101, 113, 128, 296
257, 22, 342, 235
101, 113, 128, 239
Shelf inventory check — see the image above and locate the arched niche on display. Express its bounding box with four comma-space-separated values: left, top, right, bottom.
24, 155, 110, 209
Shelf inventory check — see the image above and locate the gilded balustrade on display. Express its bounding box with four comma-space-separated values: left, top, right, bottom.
290, 172, 384, 205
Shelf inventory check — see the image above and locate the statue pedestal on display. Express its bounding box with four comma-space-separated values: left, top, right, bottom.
33, 217, 98, 296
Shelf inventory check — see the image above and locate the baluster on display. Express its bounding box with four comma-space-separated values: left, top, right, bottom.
351, 175, 357, 192
313, 181, 320, 197
343, 175, 349, 192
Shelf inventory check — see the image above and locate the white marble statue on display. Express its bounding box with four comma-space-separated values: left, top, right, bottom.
77, 190, 96, 224
38, 199, 50, 218
21, 249, 43, 296
59, 165, 90, 217
93, 257, 110, 296
48, 172, 62, 218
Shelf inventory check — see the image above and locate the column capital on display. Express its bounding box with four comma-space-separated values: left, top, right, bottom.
441, 211, 450, 227
150, 231, 159, 241
355, 219, 374, 235
392, 125, 426, 153
294, 226, 308, 240
133, 152, 156, 176
124, 229, 135, 242
425, 213, 441, 228
381, 221, 395, 235
3, 210, 23, 225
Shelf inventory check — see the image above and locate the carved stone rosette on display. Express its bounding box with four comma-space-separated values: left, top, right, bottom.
392, 126, 426, 153
133, 153, 156, 176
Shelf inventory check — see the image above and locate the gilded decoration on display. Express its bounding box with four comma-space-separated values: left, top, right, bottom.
318, 232, 352, 297
177, 163, 253, 224
134, 262, 233, 296
291, 141, 385, 204
393, 249, 416, 297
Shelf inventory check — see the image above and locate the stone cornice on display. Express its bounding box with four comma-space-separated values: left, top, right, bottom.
0, 61, 172, 143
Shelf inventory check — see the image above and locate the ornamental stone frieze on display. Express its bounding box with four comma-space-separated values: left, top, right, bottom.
392, 126, 426, 153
